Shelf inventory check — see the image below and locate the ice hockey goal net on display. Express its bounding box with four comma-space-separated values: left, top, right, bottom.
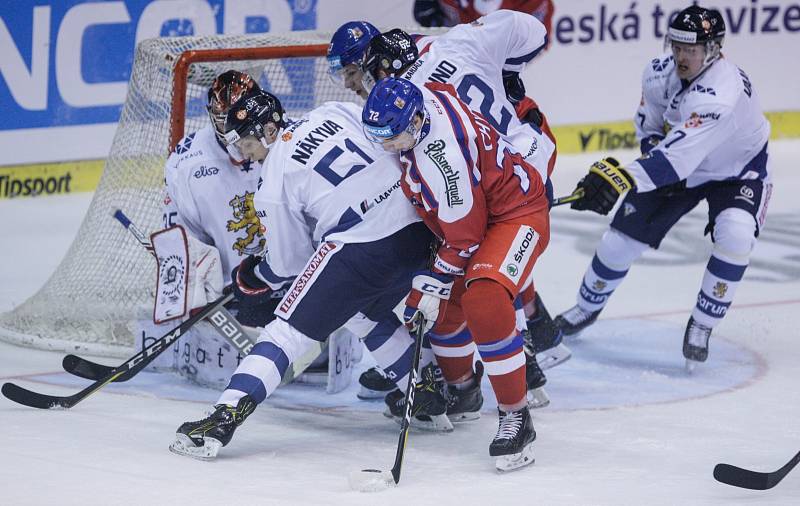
0, 32, 361, 357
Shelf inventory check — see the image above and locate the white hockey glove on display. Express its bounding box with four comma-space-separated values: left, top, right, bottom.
186, 234, 223, 313
400, 270, 453, 333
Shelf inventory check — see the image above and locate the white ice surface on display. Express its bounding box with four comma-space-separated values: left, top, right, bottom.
1, 143, 799, 505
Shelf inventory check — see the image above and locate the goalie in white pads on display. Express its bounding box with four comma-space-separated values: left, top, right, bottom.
151, 70, 284, 388
553, 6, 772, 370
169, 89, 454, 461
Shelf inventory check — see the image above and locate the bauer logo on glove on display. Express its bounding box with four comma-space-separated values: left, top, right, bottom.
570, 157, 634, 216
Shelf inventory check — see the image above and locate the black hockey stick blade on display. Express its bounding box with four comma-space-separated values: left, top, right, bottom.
2, 369, 127, 409
2, 292, 233, 410
714, 450, 800, 490
62, 355, 121, 382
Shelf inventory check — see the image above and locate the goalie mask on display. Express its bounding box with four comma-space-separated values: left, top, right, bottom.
360, 29, 419, 93
207, 70, 261, 144
223, 90, 286, 163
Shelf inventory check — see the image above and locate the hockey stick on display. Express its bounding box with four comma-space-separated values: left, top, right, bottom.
551, 188, 584, 207
1, 292, 234, 409
63, 210, 257, 383
349, 314, 425, 492
714, 449, 800, 490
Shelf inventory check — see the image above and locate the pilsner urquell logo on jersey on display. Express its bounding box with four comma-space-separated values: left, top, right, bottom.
227, 191, 266, 255
424, 139, 463, 206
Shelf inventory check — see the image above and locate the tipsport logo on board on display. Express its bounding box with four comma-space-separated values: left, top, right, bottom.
0, 0, 318, 131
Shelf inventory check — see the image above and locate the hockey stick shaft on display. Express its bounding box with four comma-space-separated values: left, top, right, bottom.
714, 449, 800, 490
551, 188, 584, 207
389, 315, 426, 484
2, 292, 234, 409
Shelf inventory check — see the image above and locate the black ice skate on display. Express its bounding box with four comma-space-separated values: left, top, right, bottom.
490, 407, 536, 472
683, 317, 712, 372
169, 395, 256, 460
445, 361, 484, 423
525, 350, 550, 409
357, 366, 396, 400
384, 363, 453, 432
553, 304, 601, 337
525, 294, 572, 371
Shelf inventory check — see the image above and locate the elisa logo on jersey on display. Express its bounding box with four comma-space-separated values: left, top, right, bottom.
424, 140, 463, 206
227, 192, 266, 256
193, 166, 219, 179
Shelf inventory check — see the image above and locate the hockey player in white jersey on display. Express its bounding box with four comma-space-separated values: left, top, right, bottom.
554, 6, 772, 369
169, 90, 452, 460
351, 12, 567, 410
154, 71, 285, 387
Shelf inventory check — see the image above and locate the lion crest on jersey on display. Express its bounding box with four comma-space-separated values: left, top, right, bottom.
712, 281, 728, 299
227, 192, 266, 255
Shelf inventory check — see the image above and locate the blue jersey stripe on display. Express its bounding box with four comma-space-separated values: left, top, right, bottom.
638, 150, 681, 188
227, 373, 268, 403
591, 254, 628, 280
707, 256, 747, 282
505, 38, 547, 66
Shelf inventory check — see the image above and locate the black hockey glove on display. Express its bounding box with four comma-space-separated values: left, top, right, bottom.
502, 70, 526, 106
231, 255, 273, 305
571, 157, 633, 215
414, 0, 447, 27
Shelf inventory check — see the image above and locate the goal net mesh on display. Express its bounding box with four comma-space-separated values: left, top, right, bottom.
0, 32, 362, 357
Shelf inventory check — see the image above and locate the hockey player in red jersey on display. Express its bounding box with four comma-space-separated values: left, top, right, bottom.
363, 77, 550, 471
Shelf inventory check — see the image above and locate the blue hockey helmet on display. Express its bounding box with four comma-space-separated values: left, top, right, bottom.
327, 21, 380, 81
362, 77, 426, 152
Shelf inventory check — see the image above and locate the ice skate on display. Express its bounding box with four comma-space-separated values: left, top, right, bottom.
445, 361, 484, 423
525, 351, 550, 409
357, 366, 396, 400
525, 293, 564, 353
384, 363, 453, 432
490, 407, 536, 472
683, 317, 712, 372
169, 395, 256, 460
553, 304, 601, 337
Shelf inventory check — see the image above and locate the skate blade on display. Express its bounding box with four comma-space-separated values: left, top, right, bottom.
536, 343, 572, 371
684, 359, 699, 374
527, 386, 550, 409
168, 433, 222, 461
348, 469, 396, 492
388, 412, 455, 432
448, 411, 481, 423
495, 442, 536, 472
357, 386, 393, 400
